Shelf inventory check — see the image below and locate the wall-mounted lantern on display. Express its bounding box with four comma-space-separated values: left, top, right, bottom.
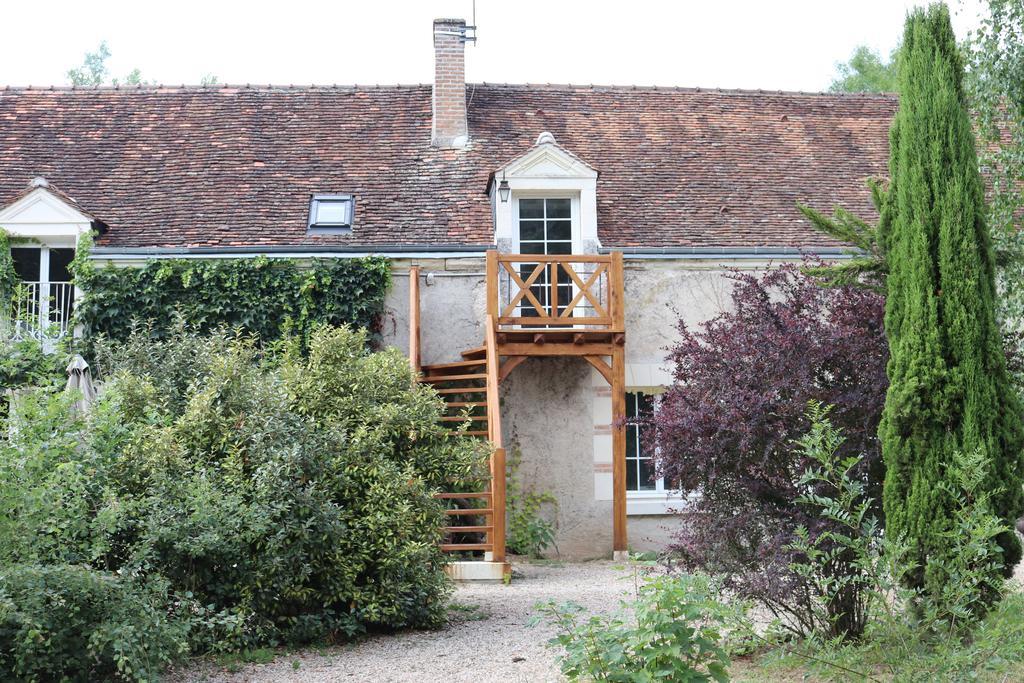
498, 172, 511, 203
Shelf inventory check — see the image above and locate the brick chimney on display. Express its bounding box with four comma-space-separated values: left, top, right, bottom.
432, 18, 469, 148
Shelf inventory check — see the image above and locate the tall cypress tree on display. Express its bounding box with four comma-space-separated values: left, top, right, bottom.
880, 3, 1024, 596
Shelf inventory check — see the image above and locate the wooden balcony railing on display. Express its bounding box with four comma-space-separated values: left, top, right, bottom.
486, 251, 624, 332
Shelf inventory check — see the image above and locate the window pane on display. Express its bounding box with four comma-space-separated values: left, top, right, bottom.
11, 248, 40, 282
638, 459, 657, 491
546, 242, 572, 255
519, 198, 544, 219
626, 424, 638, 459
546, 198, 571, 218
627, 459, 638, 491
315, 199, 351, 225
547, 220, 571, 241
519, 221, 544, 241
638, 393, 654, 419
519, 242, 547, 255
49, 249, 75, 282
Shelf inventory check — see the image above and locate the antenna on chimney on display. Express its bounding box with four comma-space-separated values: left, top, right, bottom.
468, 0, 477, 45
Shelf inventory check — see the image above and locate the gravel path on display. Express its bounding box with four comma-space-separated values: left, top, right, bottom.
171, 560, 636, 683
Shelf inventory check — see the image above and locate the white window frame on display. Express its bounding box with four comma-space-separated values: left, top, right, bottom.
625, 389, 683, 516
512, 192, 582, 254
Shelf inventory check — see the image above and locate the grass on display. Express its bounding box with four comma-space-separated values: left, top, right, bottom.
722, 591, 1024, 682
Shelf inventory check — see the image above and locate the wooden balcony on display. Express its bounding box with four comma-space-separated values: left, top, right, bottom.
486, 251, 625, 357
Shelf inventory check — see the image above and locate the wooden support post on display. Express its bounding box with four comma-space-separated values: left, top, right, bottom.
491, 446, 507, 563
409, 266, 421, 374
484, 315, 508, 566
611, 344, 627, 559
610, 251, 625, 332
486, 250, 499, 323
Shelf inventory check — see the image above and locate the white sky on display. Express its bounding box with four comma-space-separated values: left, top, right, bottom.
0, 0, 986, 91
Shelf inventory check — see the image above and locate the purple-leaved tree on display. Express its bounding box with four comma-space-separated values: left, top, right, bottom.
652, 264, 888, 632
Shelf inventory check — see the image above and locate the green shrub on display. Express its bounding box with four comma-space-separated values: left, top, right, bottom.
0, 230, 16, 306
769, 405, 1017, 680
505, 446, 557, 558
786, 403, 1010, 643
0, 564, 190, 682
0, 325, 487, 656
785, 401, 885, 640
533, 573, 737, 682
0, 336, 66, 393
72, 232, 391, 353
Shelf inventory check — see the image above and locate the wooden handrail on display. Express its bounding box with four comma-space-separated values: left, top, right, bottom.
490, 446, 506, 563
484, 314, 506, 562
484, 314, 502, 449
409, 266, 421, 374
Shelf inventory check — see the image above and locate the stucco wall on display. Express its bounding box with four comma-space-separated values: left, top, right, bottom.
381, 257, 487, 365
381, 257, 769, 560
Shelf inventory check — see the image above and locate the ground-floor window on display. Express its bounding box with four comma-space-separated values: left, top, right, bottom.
625, 390, 664, 493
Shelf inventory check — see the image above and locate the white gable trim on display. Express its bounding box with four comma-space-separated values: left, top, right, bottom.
0, 187, 93, 247
492, 133, 600, 251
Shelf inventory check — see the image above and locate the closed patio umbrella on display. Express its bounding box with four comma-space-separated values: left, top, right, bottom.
65, 354, 97, 415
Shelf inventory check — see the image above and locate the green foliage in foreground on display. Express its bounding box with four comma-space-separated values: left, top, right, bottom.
788, 404, 1008, 644
0, 565, 189, 682
0, 336, 66, 394
752, 589, 1024, 682
537, 405, 1022, 682
533, 573, 742, 682
0, 325, 487, 680
879, 3, 1024, 601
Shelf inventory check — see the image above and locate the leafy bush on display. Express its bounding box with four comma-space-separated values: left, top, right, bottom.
0, 230, 17, 307
0, 336, 66, 393
505, 446, 557, 557
0, 325, 487, 657
0, 564, 190, 682
71, 233, 391, 352
780, 405, 1010, 651
652, 265, 888, 628
784, 402, 881, 640
533, 572, 738, 682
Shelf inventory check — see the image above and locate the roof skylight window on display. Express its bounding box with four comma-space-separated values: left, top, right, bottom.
308, 194, 354, 234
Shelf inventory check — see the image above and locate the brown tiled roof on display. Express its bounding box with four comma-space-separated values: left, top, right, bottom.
0, 84, 896, 249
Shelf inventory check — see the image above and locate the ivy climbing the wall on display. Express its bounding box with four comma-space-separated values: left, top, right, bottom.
70, 234, 391, 351
0, 230, 17, 307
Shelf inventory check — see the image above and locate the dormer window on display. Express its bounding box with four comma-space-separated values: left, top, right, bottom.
308, 194, 354, 234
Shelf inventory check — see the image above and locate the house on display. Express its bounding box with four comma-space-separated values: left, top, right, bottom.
0, 18, 895, 577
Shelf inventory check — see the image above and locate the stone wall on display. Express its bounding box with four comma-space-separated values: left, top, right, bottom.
380, 257, 771, 559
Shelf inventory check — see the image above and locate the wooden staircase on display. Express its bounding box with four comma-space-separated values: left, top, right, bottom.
408, 249, 628, 577
411, 268, 508, 581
